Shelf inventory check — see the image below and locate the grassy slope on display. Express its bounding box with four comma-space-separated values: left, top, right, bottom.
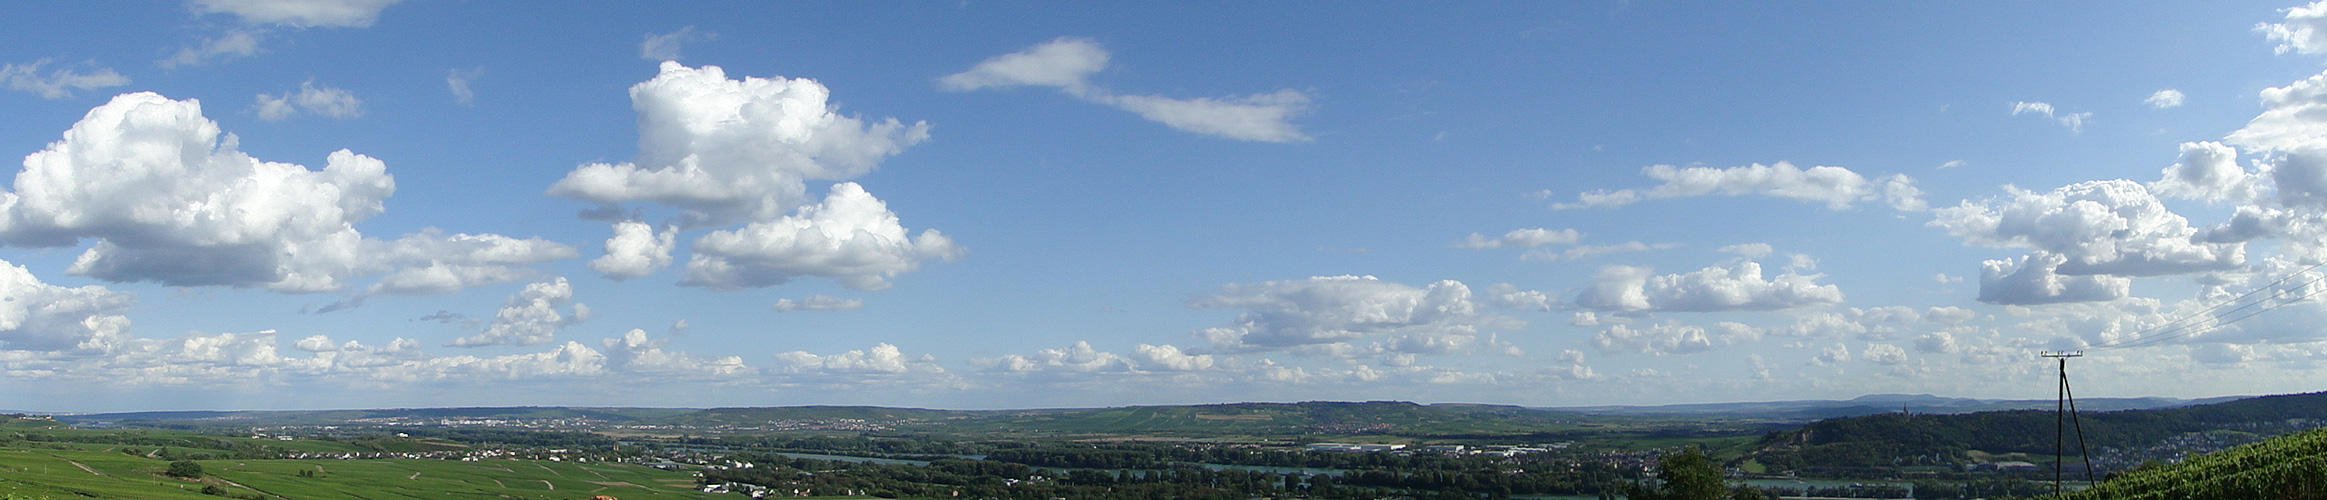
2048, 426, 2327, 500
0, 446, 721, 500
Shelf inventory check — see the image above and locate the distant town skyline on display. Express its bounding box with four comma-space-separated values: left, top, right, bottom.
5, 1, 2327, 412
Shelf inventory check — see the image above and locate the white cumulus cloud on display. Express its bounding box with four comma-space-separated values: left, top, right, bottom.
1191, 275, 1520, 354
0, 258, 132, 354
2147, 89, 2186, 109
681, 182, 959, 291
587, 221, 676, 280
2261, 2, 2327, 55
1975, 252, 2132, 305
771, 343, 945, 377
447, 278, 587, 348
550, 62, 931, 223
548, 62, 949, 288
1550, 162, 1924, 211
1933, 180, 2244, 279
0, 93, 569, 296
1573, 260, 1843, 313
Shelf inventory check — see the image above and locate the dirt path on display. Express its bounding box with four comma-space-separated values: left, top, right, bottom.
407, 472, 421, 480
534, 463, 564, 476
492, 478, 507, 488
315, 464, 326, 473
61, 459, 99, 476
583, 467, 609, 480
212, 478, 291, 500
540, 479, 554, 490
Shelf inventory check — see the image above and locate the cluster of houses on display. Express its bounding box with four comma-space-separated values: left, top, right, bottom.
1303, 442, 1573, 457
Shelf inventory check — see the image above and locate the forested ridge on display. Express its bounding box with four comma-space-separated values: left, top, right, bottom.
1756, 391, 2327, 470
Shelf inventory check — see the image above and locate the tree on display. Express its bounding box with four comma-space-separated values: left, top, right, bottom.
1627, 449, 1729, 500
167, 460, 203, 478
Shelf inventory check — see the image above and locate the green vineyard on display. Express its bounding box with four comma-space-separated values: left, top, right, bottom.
2049, 426, 2327, 500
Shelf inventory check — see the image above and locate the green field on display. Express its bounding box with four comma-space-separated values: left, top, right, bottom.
0, 443, 726, 500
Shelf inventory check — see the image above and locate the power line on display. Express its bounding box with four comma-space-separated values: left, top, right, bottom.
2084, 262, 2327, 351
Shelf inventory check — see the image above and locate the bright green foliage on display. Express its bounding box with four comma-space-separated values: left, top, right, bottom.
2047, 426, 2327, 500
1627, 449, 1734, 500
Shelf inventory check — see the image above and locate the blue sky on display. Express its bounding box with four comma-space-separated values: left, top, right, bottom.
7, 1, 2327, 412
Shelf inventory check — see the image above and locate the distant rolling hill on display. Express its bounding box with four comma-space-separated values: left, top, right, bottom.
53, 401, 1663, 440
1553, 393, 2245, 421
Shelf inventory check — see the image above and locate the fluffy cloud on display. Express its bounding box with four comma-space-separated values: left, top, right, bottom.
2010, 101, 2091, 133
976, 341, 1134, 373
2228, 70, 2327, 151
0, 60, 128, 99
550, 62, 930, 224
975, 341, 1218, 374
4, 92, 381, 291
770, 343, 947, 380
1483, 283, 1556, 312
1914, 331, 1959, 354
639, 26, 713, 61
447, 278, 587, 348
587, 221, 676, 280
1976, 252, 2132, 305
1934, 180, 2243, 278
2147, 89, 2186, 109
0, 259, 132, 354
0, 93, 572, 297
1191, 275, 1519, 353
1454, 227, 1579, 249
1813, 343, 1853, 365
1572, 260, 1843, 313
549, 63, 953, 288
940, 38, 1311, 142
1133, 344, 1217, 371
1550, 162, 1924, 211
1861, 344, 1909, 365
770, 294, 864, 312
254, 81, 363, 121
2261, 2, 2327, 55
362, 230, 577, 295
191, 0, 403, 28
600, 329, 749, 378
1592, 322, 1714, 355
2152, 141, 2260, 203
681, 182, 960, 291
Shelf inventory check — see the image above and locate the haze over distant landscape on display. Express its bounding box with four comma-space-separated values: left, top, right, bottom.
9, 1, 2327, 412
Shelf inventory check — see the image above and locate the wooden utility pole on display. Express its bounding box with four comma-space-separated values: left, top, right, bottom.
2042, 351, 2093, 495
